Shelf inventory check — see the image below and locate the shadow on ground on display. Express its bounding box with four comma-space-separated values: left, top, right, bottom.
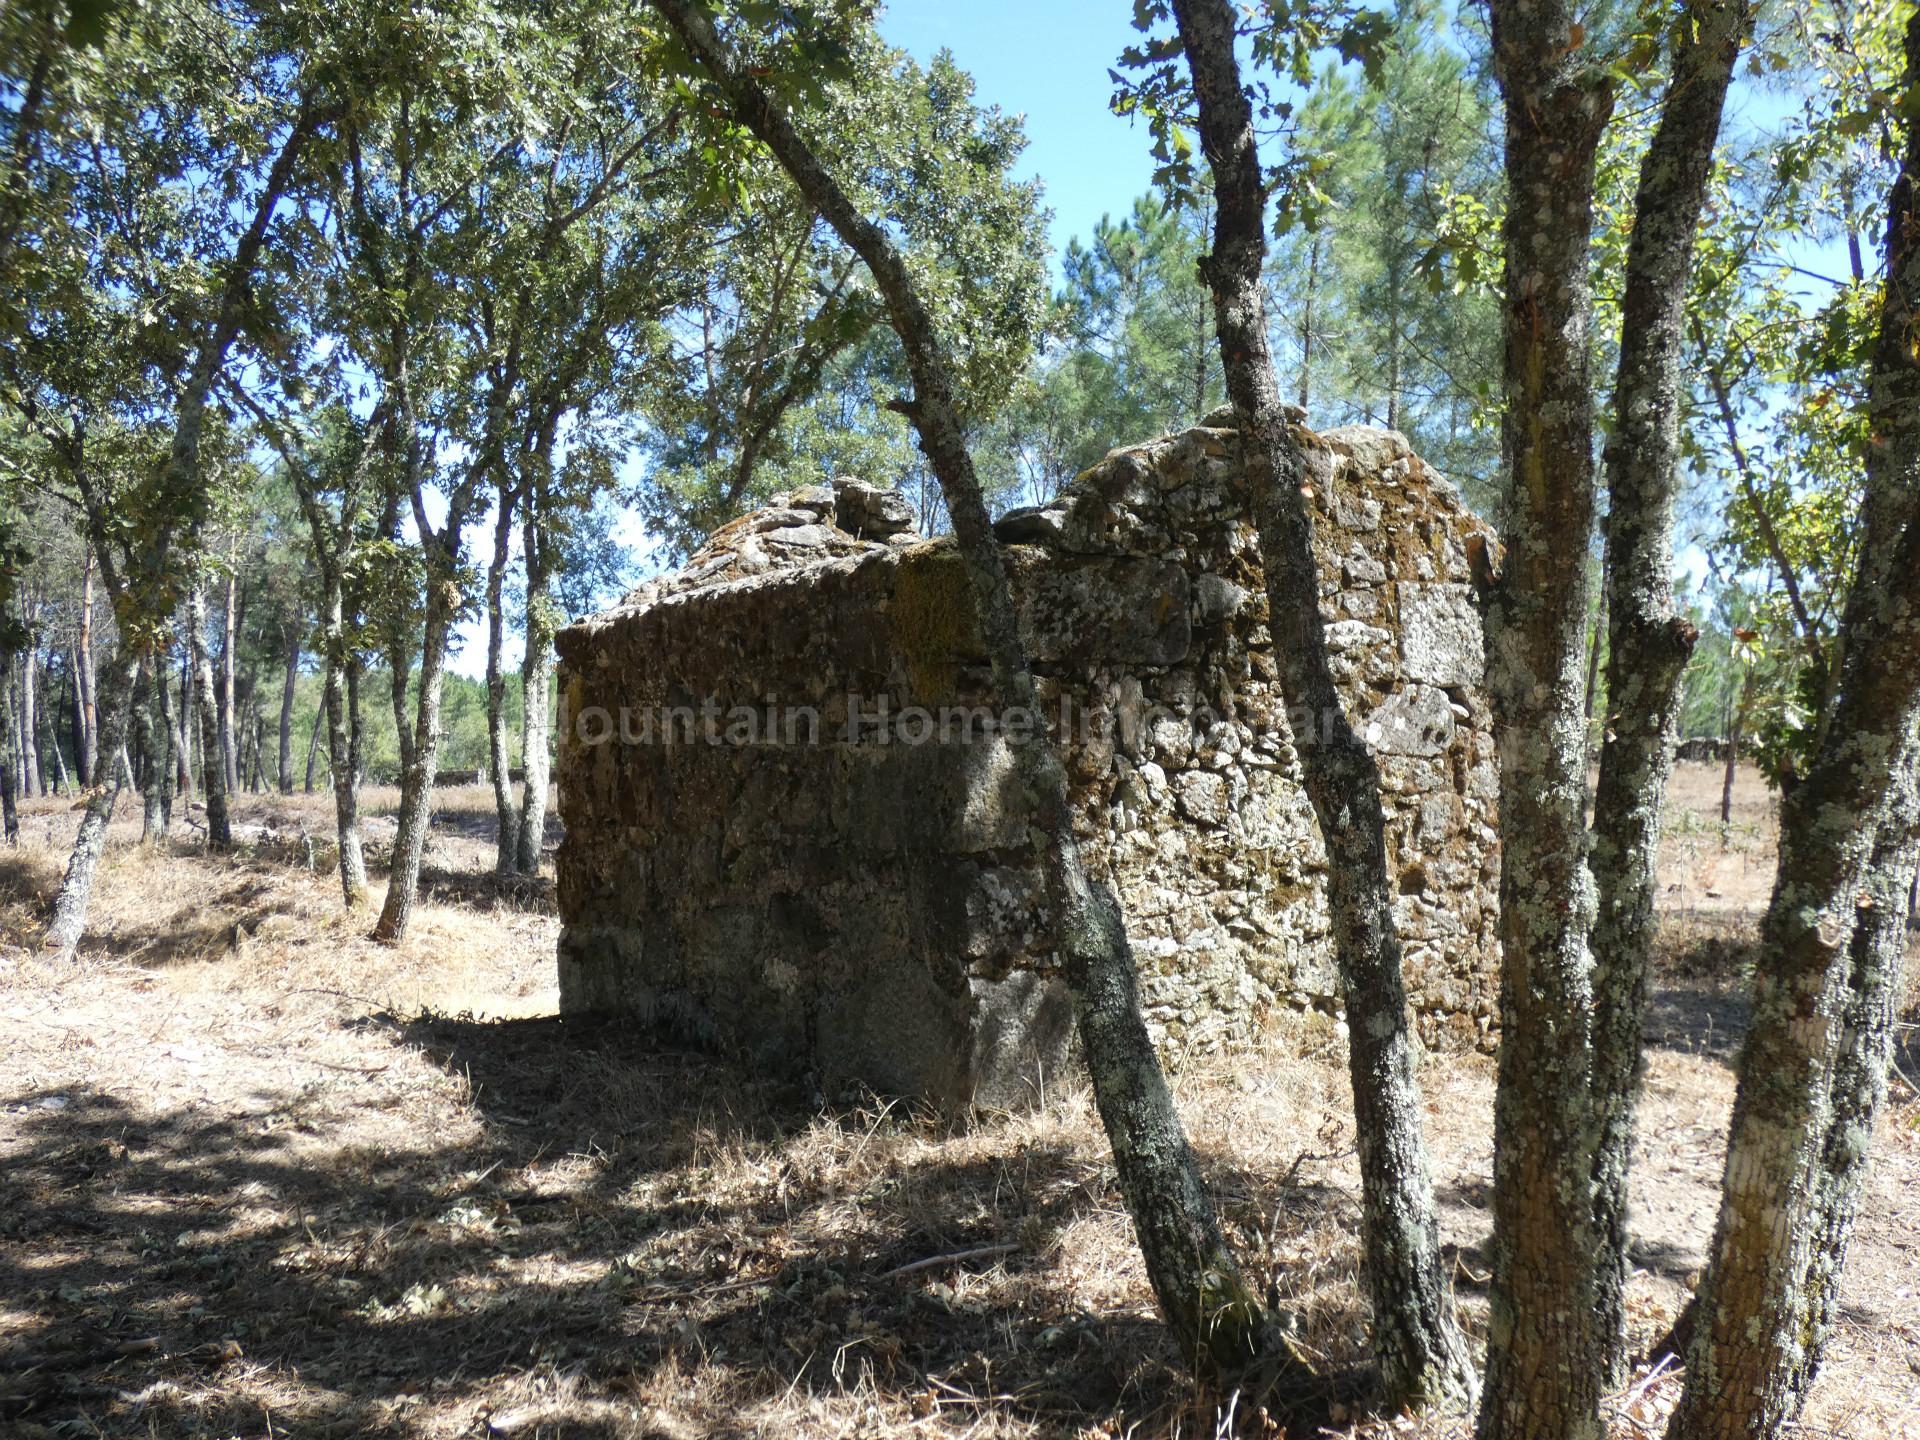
0, 1013, 1375, 1438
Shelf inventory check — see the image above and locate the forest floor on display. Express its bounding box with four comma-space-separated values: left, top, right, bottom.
0, 765, 1915, 1439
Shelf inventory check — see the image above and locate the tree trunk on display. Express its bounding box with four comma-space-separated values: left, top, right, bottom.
320, 592, 368, 908
374, 564, 459, 941
1476, 3, 1614, 1436
188, 586, 232, 850
1297, 230, 1321, 411
175, 650, 193, 799
651, 0, 1285, 1382
387, 637, 413, 779
1586, 0, 1748, 1385
1170, 0, 1475, 1410
0, 653, 17, 845
68, 648, 89, 788
21, 645, 40, 796
132, 657, 169, 843
347, 656, 365, 788
45, 664, 70, 796
1669, 15, 1920, 1429
485, 491, 519, 874
304, 701, 323, 793
278, 623, 299, 794
242, 672, 262, 791
514, 524, 556, 875
218, 568, 240, 792
152, 646, 176, 832
1720, 669, 1750, 827
43, 649, 137, 959
77, 547, 96, 784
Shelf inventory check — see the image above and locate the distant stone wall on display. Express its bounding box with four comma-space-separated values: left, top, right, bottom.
554, 411, 1502, 1110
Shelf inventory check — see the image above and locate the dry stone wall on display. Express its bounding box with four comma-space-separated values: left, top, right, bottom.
555, 411, 1502, 1110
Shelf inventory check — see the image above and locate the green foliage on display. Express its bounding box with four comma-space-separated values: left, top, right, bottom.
1273, 1, 1502, 502
1112, 0, 1399, 214
1674, 0, 1908, 787
639, 29, 1048, 551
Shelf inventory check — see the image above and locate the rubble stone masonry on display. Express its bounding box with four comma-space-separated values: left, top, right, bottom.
555, 410, 1502, 1110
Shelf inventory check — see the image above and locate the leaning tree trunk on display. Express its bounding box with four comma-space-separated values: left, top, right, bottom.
1586, 0, 1750, 1383
374, 566, 458, 942
513, 525, 556, 874
1170, 0, 1475, 1410
1477, 3, 1615, 1437
187, 586, 232, 850
43, 649, 137, 959
484, 493, 518, 874
650, 0, 1289, 1382
1669, 19, 1920, 1428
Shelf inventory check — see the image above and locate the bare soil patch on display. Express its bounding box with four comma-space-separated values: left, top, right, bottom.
0, 767, 1914, 1437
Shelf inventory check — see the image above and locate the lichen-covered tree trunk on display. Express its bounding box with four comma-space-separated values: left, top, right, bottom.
513, 523, 555, 875
1587, 0, 1750, 1379
1477, 3, 1614, 1437
43, 649, 137, 959
651, 0, 1289, 1382
485, 493, 519, 875
1668, 19, 1920, 1428
374, 568, 457, 942
1169, 0, 1474, 1410
187, 586, 232, 851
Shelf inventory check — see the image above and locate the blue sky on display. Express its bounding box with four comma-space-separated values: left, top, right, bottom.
443, 5, 1851, 677
878, 0, 1163, 273
451, 1, 1169, 678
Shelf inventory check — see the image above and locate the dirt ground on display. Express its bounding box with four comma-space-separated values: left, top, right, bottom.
1, 765, 1915, 1439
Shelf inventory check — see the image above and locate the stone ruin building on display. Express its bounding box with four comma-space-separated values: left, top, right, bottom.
554, 409, 1502, 1110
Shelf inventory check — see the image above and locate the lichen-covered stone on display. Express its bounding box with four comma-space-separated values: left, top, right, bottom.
555, 416, 1503, 1110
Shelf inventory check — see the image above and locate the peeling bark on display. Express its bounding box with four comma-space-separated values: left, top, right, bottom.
650, 0, 1282, 1381
1170, 0, 1474, 1410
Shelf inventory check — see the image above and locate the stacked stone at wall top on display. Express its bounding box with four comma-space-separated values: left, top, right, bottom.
555, 413, 1502, 1110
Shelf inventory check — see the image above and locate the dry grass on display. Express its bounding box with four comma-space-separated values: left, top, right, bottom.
0, 767, 1915, 1438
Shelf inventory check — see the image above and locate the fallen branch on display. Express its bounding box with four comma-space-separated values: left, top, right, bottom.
877, 1242, 1019, 1281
